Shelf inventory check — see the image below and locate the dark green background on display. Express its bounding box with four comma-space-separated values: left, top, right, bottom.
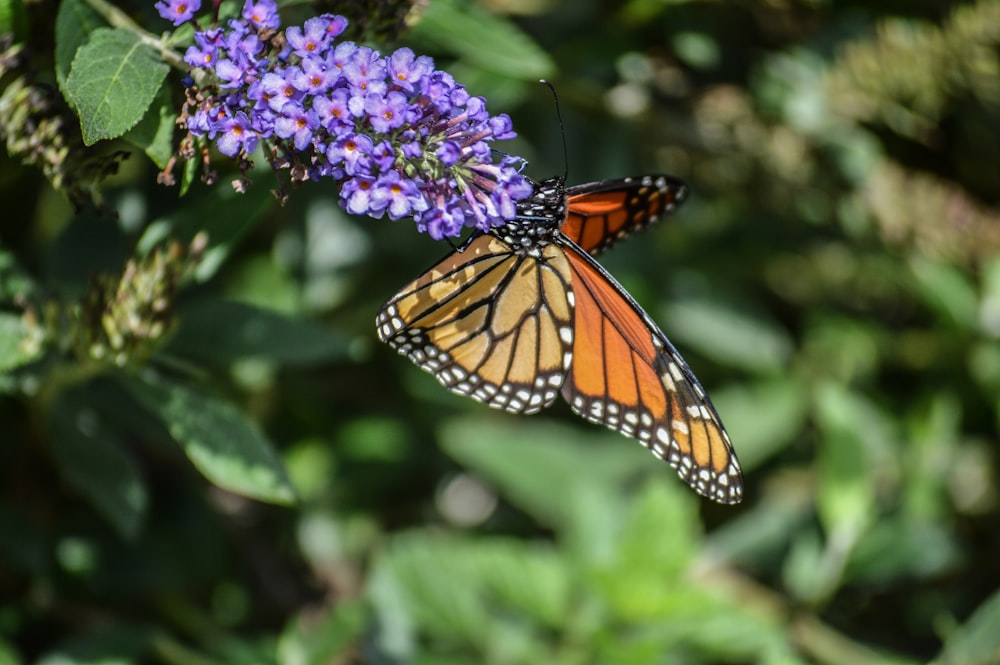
2, 0, 999, 663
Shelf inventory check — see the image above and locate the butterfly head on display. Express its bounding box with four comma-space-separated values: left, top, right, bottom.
491, 176, 568, 252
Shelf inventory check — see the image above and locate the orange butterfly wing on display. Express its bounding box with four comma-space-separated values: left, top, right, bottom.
377, 234, 575, 414
560, 175, 688, 256
559, 242, 743, 504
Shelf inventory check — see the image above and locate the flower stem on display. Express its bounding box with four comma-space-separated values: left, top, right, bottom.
82, 0, 188, 71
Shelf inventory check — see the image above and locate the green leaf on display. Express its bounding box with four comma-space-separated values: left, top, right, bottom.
801, 315, 883, 383
935, 588, 1000, 665
221, 255, 300, 313
440, 418, 594, 527
47, 386, 148, 540
782, 528, 828, 604
65, 28, 169, 144
909, 257, 978, 329
654, 592, 787, 663
124, 83, 177, 169
375, 533, 567, 655
661, 297, 794, 373
596, 481, 699, 619
814, 382, 888, 537
0, 0, 28, 43
798, 382, 895, 603
0, 313, 43, 373
0, 247, 39, 304
124, 371, 297, 505
46, 208, 128, 297
408, 0, 555, 80
278, 600, 368, 665
375, 534, 493, 645
903, 394, 962, 520
165, 299, 349, 367
54, 0, 104, 92
179, 145, 200, 196
138, 180, 275, 282
474, 539, 571, 628
708, 378, 809, 470
673, 31, 721, 70
440, 418, 651, 561
707, 490, 813, 567
0, 638, 21, 665
978, 254, 1000, 338
847, 516, 961, 585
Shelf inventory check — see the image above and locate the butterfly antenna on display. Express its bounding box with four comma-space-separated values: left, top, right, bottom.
539, 79, 569, 182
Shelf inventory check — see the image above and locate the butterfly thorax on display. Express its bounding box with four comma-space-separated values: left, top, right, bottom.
491, 176, 567, 255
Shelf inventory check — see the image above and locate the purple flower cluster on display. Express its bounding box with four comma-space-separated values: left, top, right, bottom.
163, 0, 532, 239
156, 0, 200, 26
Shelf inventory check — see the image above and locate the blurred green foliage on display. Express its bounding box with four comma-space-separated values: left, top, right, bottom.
2, 0, 1000, 663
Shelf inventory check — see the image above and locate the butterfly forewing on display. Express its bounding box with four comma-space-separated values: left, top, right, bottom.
559, 242, 743, 504
560, 175, 688, 256
377, 234, 575, 414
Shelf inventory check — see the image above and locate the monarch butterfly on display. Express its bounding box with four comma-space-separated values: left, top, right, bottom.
377, 175, 743, 503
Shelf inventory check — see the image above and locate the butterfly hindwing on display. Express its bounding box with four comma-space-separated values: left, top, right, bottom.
559, 240, 743, 504
561, 175, 688, 256
377, 234, 575, 414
